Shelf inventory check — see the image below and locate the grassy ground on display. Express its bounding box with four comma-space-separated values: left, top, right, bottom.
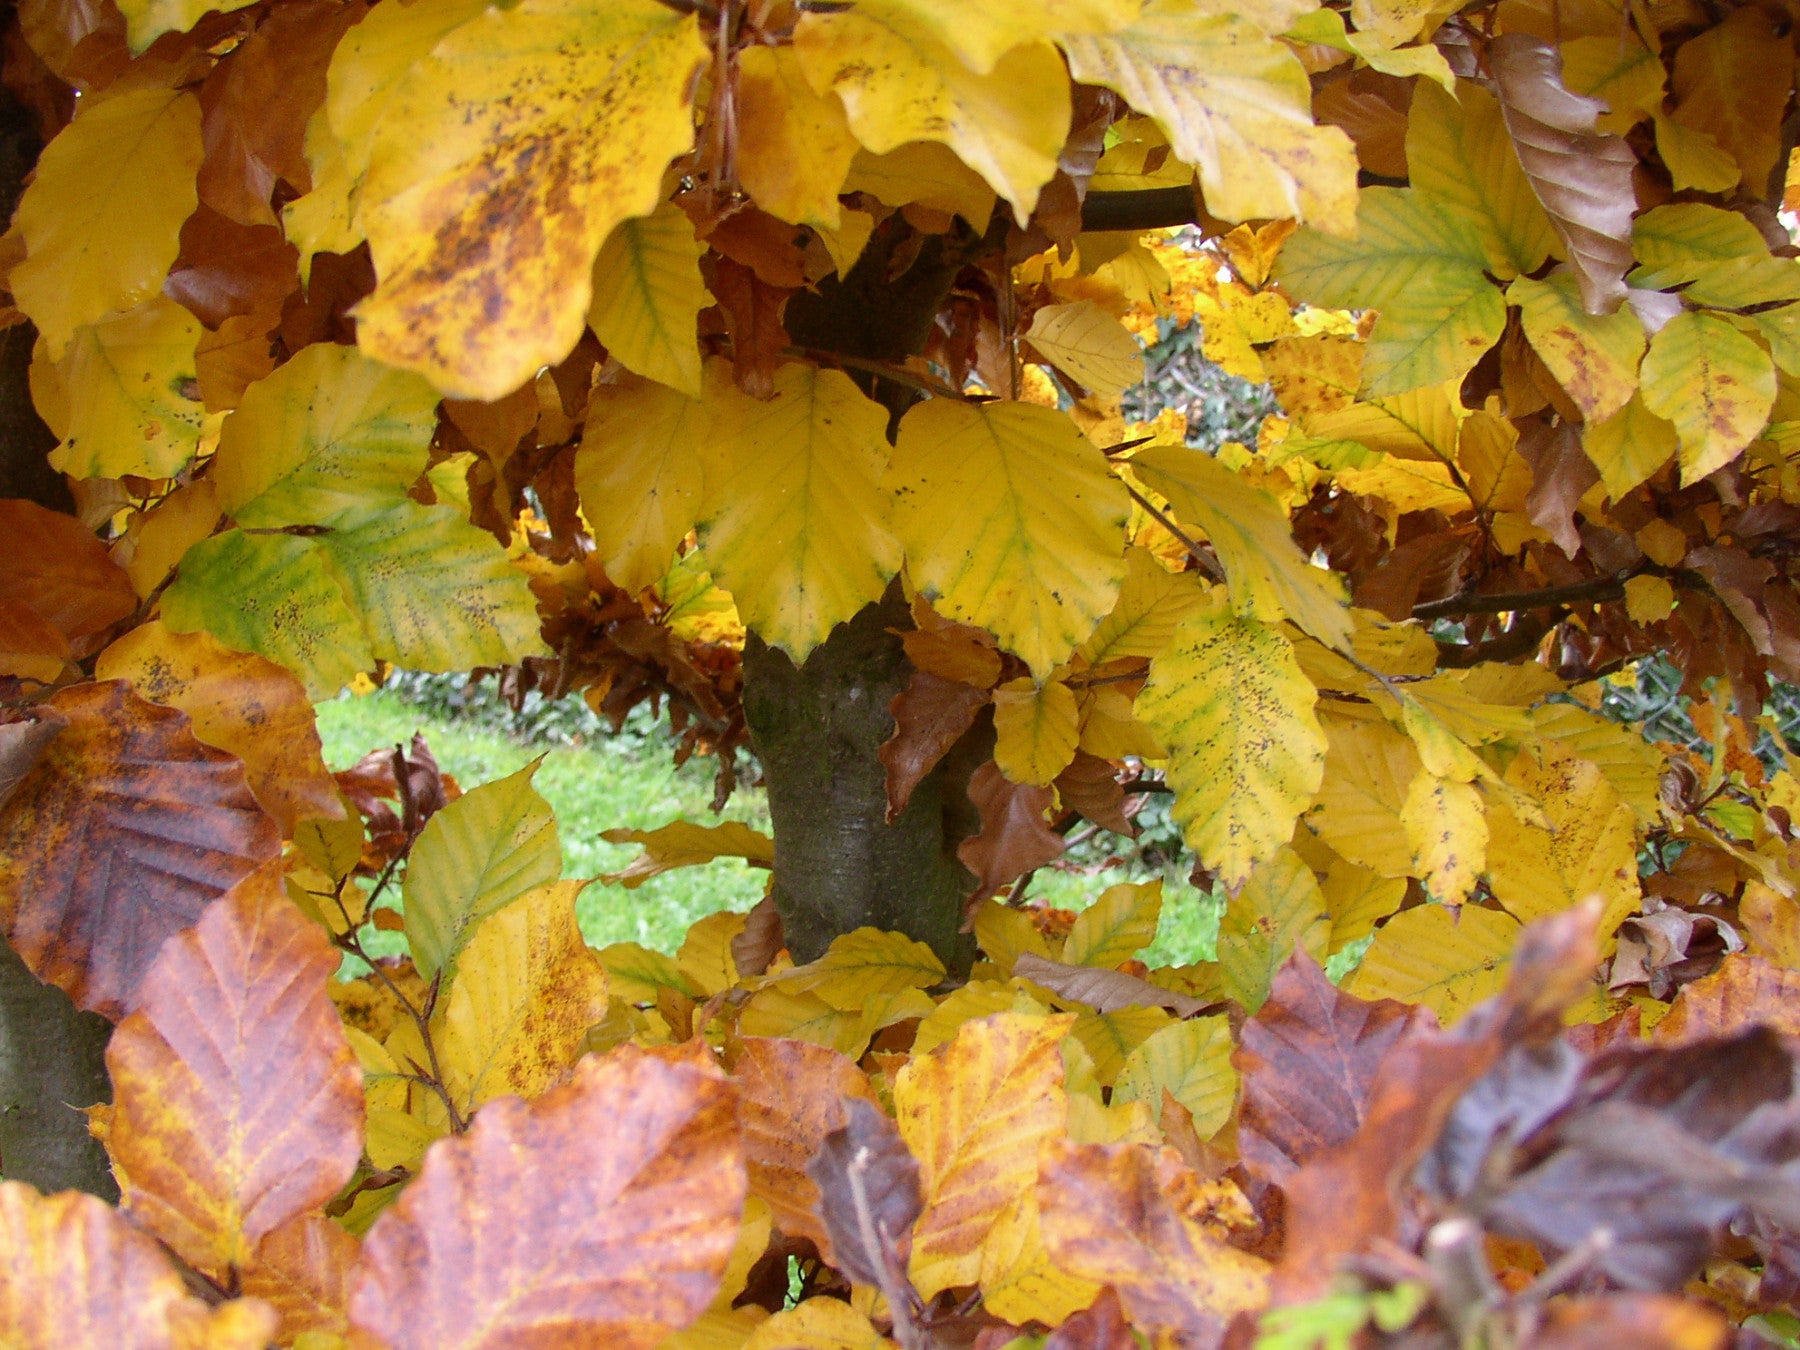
314, 689, 1219, 964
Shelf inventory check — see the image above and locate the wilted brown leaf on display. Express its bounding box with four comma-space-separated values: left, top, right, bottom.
163, 206, 300, 328
808, 1094, 924, 1291
0, 681, 279, 1019
735, 1036, 878, 1264
1652, 952, 1800, 1043
1487, 34, 1637, 315
239, 1214, 359, 1345
0, 498, 137, 644
1013, 953, 1212, 1018
730, 895, 785, 979
1517, 416, 1599, 559
106, 865, 364, 1279
957, 761, 1065, 902
880, 670, 990, 822
1038, 1140, 1268, 1349
1054, 750, 1136, 837
1234, 949, 1432, 1187
1042, 1286, 1139, 1350
349, 1046, 745, 1350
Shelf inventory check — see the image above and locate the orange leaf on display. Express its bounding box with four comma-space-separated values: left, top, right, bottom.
97, 622, 340, 835
349, 1046, 746, 1350
0, 681, 279, 1018
734, 1036, 878, 1265
106, 865, 364, 1279
0, 498, 136, 642
1654, 953, 1800, 1044
239, 1214, 360, 1344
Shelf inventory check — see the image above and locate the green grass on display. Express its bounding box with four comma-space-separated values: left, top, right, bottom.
314, 690, 1217, 964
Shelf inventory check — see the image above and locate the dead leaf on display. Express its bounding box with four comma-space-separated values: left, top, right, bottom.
808, 1094, 923, 1291
957, 761, 1065, 902
0, 498, 137, 644
1054, 750, 1136, 837
880, 671, 991, 822
1653, 953, 1800, 1043
1013, 952, 1212, 1018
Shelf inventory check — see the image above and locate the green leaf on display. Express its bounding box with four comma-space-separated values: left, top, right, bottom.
403, 760, 561, 981
161, 532, 371, 700
1137, 603, 1326, 887
1111, 1015, 1236, 1137
587, 203, 709, 397
1219, 846, 1329, 1013
1406, 80, 1555, 279
314, 501, 544, 672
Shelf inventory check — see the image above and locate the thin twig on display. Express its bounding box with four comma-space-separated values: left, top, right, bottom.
1119, 480, 1225, 582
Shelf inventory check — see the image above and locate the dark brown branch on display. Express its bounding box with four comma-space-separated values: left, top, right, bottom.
1081, 187, 1200, 233
1411, 569, 1639, 621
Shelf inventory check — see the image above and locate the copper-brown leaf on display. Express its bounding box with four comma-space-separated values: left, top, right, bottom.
0, 498, 137, 643
1235, 949, 1431, 1187
1653, 953, 1800, 1043
0, 708, 65, 809
0, 681, 280, 1019
239, 1214, 359, 1344
1487, 34, 1637, 315
349, 1046, 746, 1350
880, 670, 991, 822
1054, 750, 1136, 837
735, 1036, 878, 1264
957, 761, 1065, 902
106, 865, 364, 1279
808, 1094, 923, 1291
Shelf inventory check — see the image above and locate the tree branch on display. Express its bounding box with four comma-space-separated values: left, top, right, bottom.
1411, 569, 1639, 621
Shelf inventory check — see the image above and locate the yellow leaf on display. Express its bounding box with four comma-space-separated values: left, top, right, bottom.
993, 678, 1080, 787
678, 909, 748, 998
1407, 81, 1555, 279
1350, 0, 1462, 47
95, 623, 340, 837
601, 820, 774, 887
815, 0, 1140, 76
1303, 381, 1463, 464
1485, 743, 1640, 945
1639, 310, 1775, 485
973, 900, 1053, 976
212, 343, 442, 528
117, 0, 257, 51
913, 981, 1049, 1055
1138, 603, 1327, 887
1653, 112, 1741, 195
699, 365, 902, 658
897, 1011, 1073, 1299
735, 45, 861, 228
1061, 0, 1358, 235
1219, 846, 1329, 1012
841, 142, 996, 228
781, 927, 948, 1009
403, 760, 561, 981
711, 1198, 774, 1311
1582, 394, 1677, 500
978, 1190, 1103, 1327
1623, 573, 1676, 624
588, 203, 708, 397
435, 880, 608, 1112
1346, 904, 1519, 1022
1669, 7, 1791, 195
44, 297, 204, 481
1112, 1014, 1236, 1137
1510, 272, 1644, 425
815, 208, 877, 278
1531, 701, 1665, 825
1024, 301, 1145, 396
1067, 1006, 1172, 1085
1078, 545, 1209, 665
575, 374, 715, 594
1560, 31, 1664, 136
671, 1307, 771, 1350
1321, 855, 1409, 955
888, 399, 1128, 678
739, 986, 873, 1060
1310, 715, 1424, 878
11, 85, 202, 358
743, 1297, 893, 1350
119, 479, 220, 599
1132, 445, 1352, 650
794, 11, 1069, 220
354, 0, 707, 398
596, 942, 694, 1004
1401, 772, 1487, 906
1064, 880, 1161, 968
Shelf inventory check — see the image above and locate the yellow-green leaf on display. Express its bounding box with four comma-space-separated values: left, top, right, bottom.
117, 0, 258, 52
1078, 545, 1209, 665
1321, 856, 1408, 955
1024, 301, 1144, 396
11, 86, 202, 357
699, 365, 902, 658
782, 927, 947, 1010
596, 941, 695, 1003
1407, 80, 1555, 279
1638, 310, 1775, 485
600, 820, 774, 888
354, 0, 707, 398
212, 342, 441, 528
1060, 0, 1358, 235
1560, 31, 1665, 136
1138, 603, 1327, 887
739, 986, 870, 1059
402, 760, 561, 980
993, 678, 1080, 787
1064, 880, 1161, 968
1131, 445, 1352, 651
1346, 904, 1520, 1022
1219, 846, 1329, 1012
587, 203, 708, 397
1510, 272, 1644, 425
1112, 1014, 1236, 1137
44, 297, 204, 481
888, 398, 1128, 678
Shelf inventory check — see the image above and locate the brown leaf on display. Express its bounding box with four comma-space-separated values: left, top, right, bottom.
1524, 1293, 1726, 1350
239, 1213, 359, 1345
1234, 949, 1432, 1187
1487, 34, 1637, 315
705, 208, 812, 289
1653, 953, 1800, 1043
957, 760, 1065, 902
1038, 1140, 1268, 1350
1054, 750, 1136, 837
1013, 952, 1213, 1018
730, 895, 785, 980
195, 0, 366, 226
0, 681, 279, 1019
1517, 416, 1598, 559
1312, 67, 1411, 180
163, 205, 299, 328
807, 1094, 923, 1291
350, 1046, 746, 1350
880, 670, 991, 822
106, 865, 364, 1279
734, 1035, 878, 1264
0, 498, 137, 642
705, 256, 790, 400
1353, 530, 1470, 621
1043, 1286, 1139, 1350
16, 0, 128, 92
0, 707, 66, 809
0, 596, 74, 683
195, 303, 280, 412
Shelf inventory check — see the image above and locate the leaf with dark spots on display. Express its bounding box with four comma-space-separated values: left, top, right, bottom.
807, 1094, 923, 1293
0, 681, 280, 1020
1013, 952, 1214, 1018
957, 760, 1065, 904
1235, 949, 1433, 1186
880, 669, 990, 822
1487, 34, 1637, 315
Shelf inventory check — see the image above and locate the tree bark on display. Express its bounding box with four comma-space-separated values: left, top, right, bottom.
0, 941, 115, 1198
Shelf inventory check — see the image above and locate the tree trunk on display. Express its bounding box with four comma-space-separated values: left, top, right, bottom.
743, 591, 985, 969
0, 941, 115, 1198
